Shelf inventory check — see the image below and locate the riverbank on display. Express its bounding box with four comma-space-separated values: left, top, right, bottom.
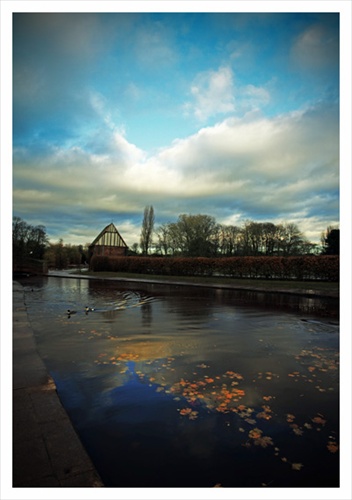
47, 269, 339, 299
12, 281, 104, 487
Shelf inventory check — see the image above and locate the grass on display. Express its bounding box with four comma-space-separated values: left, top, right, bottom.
77, 270, 339, 296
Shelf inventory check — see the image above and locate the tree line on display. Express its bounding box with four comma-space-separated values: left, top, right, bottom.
13, 217, 88, 269
13, 213, 339, 272
137, 209, 339, 257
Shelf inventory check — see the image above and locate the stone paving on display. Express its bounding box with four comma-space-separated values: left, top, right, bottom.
12, 281, 104, 487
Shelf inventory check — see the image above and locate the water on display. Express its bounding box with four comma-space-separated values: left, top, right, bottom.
21, 276, 339, 488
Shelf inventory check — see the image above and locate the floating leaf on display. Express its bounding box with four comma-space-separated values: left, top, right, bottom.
311, 416, 326, 425
291, 463, 304, 471
327, 441, 338, 453
225, 371, 243, 380
180, 408, 192, 416
254, 436, 274, 448
248, 428, 263, 440
292, 428, 304, 436
244, 418, 256, 425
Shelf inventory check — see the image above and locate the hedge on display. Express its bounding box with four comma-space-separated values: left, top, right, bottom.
89, 255, 339, 282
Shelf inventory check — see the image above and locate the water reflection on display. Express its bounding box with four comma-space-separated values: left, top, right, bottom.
21, 276, 339, 488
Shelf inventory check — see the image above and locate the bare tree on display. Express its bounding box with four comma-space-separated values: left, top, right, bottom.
140, 205, 155, 255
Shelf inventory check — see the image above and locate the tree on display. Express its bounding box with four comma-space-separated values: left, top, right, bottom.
275, 223, 305, 256
140, 205, 155, 255
174, 214, 218, 257
13, 216, 48, 263
321, 227, 339, 255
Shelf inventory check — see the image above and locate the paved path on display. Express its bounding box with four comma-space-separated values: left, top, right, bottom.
12, 281, 104, 487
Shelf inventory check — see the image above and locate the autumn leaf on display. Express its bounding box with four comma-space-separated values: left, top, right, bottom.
292, 428, 304, 436
291, 463, 304, 471
189, 411, 199, 420
286, 414, 295, 422
311, 416, 326, 425
225, 371, 243, 380
257, 412, 272, 420
248, 428, 263, 440
254, 436, 274, 448
179, 408, 192, 416
327, 441, 338, 453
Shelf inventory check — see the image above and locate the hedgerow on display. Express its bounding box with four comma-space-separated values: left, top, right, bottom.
89, 255, 339, 281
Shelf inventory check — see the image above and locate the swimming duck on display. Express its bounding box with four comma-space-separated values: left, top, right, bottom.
67, 309, 77, 316
85, 306, 95, 313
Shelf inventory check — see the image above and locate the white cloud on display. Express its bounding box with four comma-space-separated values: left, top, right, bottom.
13, 102, 338, 245
184, 66, 272, 122
184, 66, 235, 121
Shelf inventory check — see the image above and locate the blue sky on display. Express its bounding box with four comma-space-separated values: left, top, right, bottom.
11, 10, 343, 246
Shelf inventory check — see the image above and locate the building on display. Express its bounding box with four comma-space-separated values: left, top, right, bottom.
88, 223, 128, 261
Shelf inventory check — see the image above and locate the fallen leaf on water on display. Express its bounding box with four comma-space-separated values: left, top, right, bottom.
244, 418, 256, 425
291, 463, 304, 471
292, 428, 304, 436
312, 416, 326, 425
180, 408, 192, 416
254, 436, 274, 448
286, 414, 295, 422
225, 371, 243, 380
248, 428, 263, 440
327, 441, 338, 453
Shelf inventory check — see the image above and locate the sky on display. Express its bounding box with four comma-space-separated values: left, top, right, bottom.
10, 9, 343, 247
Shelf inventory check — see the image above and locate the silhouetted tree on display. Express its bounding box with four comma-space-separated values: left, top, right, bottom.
321, 227, 339, 255
13, 216, 48, 264
140, 205, 155, 255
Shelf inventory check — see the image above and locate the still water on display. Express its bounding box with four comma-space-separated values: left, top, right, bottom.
22, 277, 339, 488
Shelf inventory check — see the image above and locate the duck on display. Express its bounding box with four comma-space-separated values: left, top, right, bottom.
67, 309, 77, 316
85, 306, 95, 313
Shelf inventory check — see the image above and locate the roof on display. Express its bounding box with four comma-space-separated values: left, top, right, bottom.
89, 223, 128, 248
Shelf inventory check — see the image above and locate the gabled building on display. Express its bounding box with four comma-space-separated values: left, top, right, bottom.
88, 223, 128, 261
